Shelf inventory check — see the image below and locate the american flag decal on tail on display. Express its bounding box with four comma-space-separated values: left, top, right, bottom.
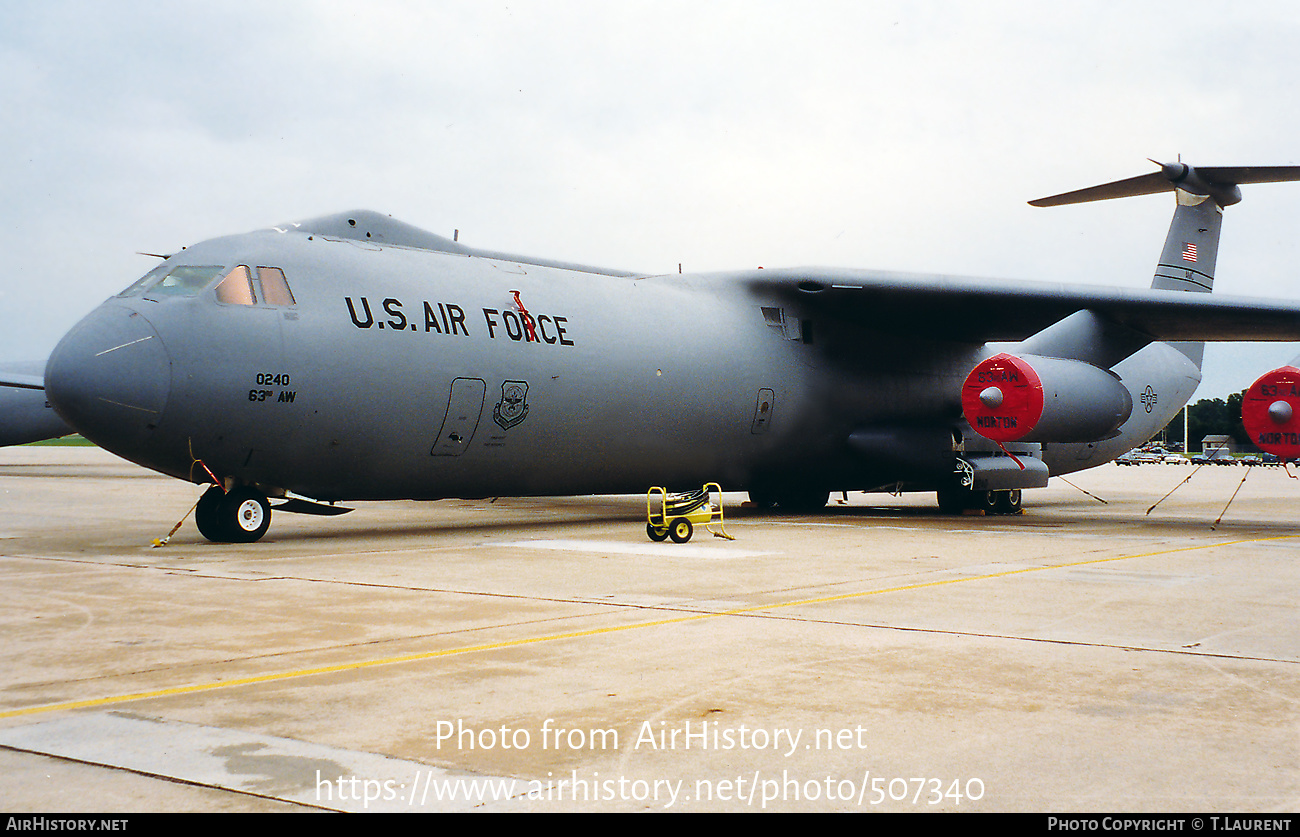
1182, 242, 1198, 262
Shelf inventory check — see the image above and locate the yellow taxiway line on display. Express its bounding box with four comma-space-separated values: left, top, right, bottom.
3, 534, 1292, 721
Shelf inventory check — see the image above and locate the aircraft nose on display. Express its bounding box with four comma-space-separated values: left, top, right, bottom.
45, 305, 171, 451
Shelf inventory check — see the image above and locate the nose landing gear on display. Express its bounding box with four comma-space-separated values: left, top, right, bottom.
195, 486, 272, 543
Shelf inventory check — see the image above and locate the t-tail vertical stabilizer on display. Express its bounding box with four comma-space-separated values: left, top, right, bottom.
1024, 161, 1300, 473
1030, 162, 1300, 297
1033, 161, 1300, 369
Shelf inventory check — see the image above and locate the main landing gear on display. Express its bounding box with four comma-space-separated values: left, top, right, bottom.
936, 486, 1022, 516
195, 485, 272, 543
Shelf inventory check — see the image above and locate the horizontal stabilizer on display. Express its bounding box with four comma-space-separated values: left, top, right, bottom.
1031, 161, 1300, 208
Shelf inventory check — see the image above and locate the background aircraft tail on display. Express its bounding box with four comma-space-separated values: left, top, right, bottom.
0, 360, 72, 446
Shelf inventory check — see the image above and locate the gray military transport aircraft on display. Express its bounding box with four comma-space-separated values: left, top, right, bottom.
12, 161, 1300, 542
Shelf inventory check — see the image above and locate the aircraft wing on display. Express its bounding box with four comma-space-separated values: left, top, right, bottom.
749, 268, 1300, 343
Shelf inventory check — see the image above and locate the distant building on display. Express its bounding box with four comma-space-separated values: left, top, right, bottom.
1202, 435, 1235, 459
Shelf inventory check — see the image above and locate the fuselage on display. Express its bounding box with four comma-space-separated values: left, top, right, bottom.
43, 215, 1197, 507
45, 224, 988, 501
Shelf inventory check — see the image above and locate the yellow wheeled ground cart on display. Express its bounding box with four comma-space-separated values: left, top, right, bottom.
646, 483, 734, 543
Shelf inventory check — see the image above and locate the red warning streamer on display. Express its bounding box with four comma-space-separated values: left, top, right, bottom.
510, 290, 538, 343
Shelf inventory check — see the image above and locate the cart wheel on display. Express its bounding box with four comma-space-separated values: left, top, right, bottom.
669, 518, 693, 543
647, 522, 669, 542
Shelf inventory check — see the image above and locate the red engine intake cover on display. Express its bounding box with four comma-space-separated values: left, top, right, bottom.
1241, 365, 1300, 458
961, 353, 1044, 442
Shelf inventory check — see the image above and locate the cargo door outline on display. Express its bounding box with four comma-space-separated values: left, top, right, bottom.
431, 377, 486, 456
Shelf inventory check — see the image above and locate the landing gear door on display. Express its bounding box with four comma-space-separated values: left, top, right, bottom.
431, 377, 486, 456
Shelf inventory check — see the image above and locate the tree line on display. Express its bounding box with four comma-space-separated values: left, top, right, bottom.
1158, 391, 1249, 451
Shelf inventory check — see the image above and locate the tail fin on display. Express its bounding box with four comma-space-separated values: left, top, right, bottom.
1150, 191, 1221, 366
1031, 161, 1300, 367
1151, 190, 1220, 295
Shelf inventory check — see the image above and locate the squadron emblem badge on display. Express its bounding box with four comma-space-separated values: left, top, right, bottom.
493, 380, 530, 430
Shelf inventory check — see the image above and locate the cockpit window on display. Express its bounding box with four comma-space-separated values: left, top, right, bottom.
214, 265, 257, 305
117, 263, 170, 297
257, 267, 296, 306
213, 265, 297, 307
117, 263, 296, 306
118, 265, 226, 298
149, 266, 227, 296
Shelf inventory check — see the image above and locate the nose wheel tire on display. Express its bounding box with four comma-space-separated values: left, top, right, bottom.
195, 485, 272, 543
226, 488, 271, 542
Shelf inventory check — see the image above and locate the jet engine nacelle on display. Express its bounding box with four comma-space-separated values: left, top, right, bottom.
962, 353, 1133, 443
1241, 364, 1300, 458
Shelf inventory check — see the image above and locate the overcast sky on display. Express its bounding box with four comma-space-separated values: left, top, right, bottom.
3, 0, 1299, 398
